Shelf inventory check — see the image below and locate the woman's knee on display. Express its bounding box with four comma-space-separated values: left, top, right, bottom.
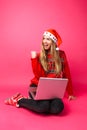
50, 98, 64, 114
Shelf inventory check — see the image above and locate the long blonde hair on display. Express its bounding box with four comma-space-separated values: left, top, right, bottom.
40, 41, 62, 74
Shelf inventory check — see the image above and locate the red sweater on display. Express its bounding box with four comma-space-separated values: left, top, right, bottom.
30, 50, 73, 95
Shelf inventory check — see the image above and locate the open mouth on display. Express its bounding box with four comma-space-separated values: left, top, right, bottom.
44, 44, 49, 47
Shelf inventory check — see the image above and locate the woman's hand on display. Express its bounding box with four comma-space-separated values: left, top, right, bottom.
31, 51, 37, 58
68, 95, 76, 100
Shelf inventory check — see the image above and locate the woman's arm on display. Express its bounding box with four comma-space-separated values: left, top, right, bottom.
31, 52, 45, 78
60, 50, 76, 100
30, 51, 46, 85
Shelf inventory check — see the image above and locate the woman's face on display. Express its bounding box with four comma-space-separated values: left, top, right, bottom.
42, 36, 53, 50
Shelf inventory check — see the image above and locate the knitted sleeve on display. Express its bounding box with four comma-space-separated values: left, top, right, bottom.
60, 50, 74, 95
31, 54, 45, 79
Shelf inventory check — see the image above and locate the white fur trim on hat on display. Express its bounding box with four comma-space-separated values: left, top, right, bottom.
56, 47, 59, 50
43, 31, 57, 43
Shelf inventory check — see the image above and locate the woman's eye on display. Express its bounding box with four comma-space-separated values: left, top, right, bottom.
47, 38, 50, 40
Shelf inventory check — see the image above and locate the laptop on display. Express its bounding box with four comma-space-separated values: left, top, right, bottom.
29, 77, 68, 100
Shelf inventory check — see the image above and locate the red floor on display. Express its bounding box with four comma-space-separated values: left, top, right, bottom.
0, 83, 87, 130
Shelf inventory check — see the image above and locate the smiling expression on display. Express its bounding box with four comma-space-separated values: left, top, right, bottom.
42, 36, 53, 50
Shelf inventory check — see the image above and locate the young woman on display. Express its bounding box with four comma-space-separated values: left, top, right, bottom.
5, 29, 75, 114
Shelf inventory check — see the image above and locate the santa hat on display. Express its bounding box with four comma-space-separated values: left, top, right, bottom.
43, 29, 62, 47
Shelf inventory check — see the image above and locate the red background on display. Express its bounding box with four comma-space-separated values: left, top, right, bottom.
0, 0, 87, 89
